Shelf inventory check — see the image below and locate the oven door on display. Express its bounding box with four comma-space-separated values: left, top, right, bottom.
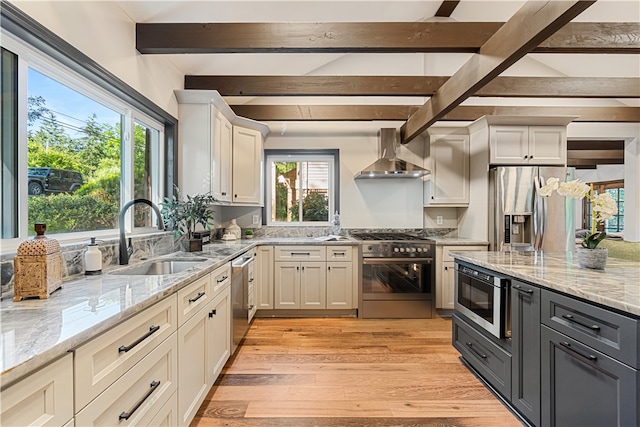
362, 258, 432, 300
454, 265, 506, 338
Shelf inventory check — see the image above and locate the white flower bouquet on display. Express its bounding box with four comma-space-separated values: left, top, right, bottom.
538, 178, 618, 249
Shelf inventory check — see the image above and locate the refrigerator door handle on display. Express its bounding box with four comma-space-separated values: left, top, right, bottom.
533, 176, 544, 251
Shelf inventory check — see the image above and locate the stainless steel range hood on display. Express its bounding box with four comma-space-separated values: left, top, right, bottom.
354, 128, 430, 179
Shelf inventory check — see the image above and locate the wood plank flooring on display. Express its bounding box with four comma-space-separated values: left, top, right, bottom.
191, 317, 524, 426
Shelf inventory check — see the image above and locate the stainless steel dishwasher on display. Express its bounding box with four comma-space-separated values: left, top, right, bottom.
231, 252, 255, 354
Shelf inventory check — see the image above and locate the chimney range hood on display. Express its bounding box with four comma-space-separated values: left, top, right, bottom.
354, 128, 430, 179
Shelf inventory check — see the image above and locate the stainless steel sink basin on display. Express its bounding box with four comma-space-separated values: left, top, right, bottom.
111, 258, 207, 275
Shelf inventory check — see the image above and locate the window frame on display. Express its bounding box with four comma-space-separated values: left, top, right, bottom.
1, 3, 177, 250
582, 179, 624, 233
264, 149, 340, 226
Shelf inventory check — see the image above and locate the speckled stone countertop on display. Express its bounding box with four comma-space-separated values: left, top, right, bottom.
0, 238, 359, 386
427, 237, 489, 246
453, 251, 640, 317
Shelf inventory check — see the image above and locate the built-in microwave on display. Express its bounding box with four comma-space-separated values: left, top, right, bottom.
454, 262, 511, 339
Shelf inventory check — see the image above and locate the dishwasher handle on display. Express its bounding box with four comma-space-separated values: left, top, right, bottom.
232, 255, 254, 270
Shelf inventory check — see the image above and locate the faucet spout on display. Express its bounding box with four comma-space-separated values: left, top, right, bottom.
119, 198, 164, 265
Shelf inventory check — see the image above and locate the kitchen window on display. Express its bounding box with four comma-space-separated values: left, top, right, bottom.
264, 150, 339, 225
583, 180, 624, 233
1, 22, 173, 248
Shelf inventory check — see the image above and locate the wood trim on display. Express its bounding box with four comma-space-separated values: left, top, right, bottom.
567, 149, 625, 159
228, 105, 639, 122
136, 21, 637, 54
400, 1, 596, 143
186, 75, 640, 98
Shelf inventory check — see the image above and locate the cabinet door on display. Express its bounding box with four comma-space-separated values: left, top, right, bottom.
232, 126, 262, 205
0, 354, 73, 427
274, 262, 301, 309
177, 308, 208, 426
438, 261, 456, 310
489, 125, 529, 164
541, 325, 638, 427
425, 134, 469, 206
256, 246, 274, 309
211, 110, 232, 202
300, 262, 326, 309
326, 261, 353, 309
511, 280, 541, 427
207, 286, 231, 385
179, 104, 212, 196
528, 126, 566, 165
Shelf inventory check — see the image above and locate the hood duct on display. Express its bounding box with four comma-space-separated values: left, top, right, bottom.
354, 128, 430, 179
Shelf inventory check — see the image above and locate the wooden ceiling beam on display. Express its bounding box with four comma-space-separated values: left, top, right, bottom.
400, 1, 596, 143
567, 149, 625, 159
228, 105, 640, 122
185, 75, 640, 98
136, 22, 638, 54
568, 158, 624, 168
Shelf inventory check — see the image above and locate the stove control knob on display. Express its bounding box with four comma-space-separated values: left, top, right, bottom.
399, 247, 405, 252
417, 247, 422, 252
394, 247, 400, 253
368, 246, 373, 251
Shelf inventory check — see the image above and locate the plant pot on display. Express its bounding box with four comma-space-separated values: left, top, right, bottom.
181, 238, 203, 252
577, 247, 608, 270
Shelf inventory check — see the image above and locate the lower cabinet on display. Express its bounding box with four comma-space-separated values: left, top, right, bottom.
326, 261, 353, 308
207, 285, 231, 384
255, 246, 274, 309
0, 354, 74, 427
274, 261, 325, 309
436, 245, 486, 310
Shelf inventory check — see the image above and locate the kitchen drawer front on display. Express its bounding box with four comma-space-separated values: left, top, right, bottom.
542, 290, 638, 368
442, 245, 486, 262
0, 354, 73, 427
275, 246, 326, 261
326, 246, 354, 262
210, 263, 231, 298
75, 296, 177, 411
76, 333, 178, 426
453, 315, 512, 398
148, 391, 177, 427
177, 274, 211, 325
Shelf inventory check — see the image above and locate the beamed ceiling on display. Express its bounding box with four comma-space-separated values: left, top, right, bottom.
122, 0, 640, 167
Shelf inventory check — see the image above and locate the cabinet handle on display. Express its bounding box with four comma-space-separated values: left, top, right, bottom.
221, 192, 227, 196
431, 196, 434, 199
188, 291, 206, 303
234, 194, 238, 198
209, 309, 216, 318
562, 314, 601, 331
524, 155, 528, 159
296, 266, 299, 271
249, 278, 254, 282
302, 266, 305, 271
444, 266, 448, 271
334, 252, 345, 256
465, 342, 487, 359
118, 325, 160, 353
291, 252, 311, 256
328, 266, 331, 271
248, 304, 254, 310
559, 341, 598, 363
217, 275, 228, 283
513, 284, 534, 294
119, 380, 161, 421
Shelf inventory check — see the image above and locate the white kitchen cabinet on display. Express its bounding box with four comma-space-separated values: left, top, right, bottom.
177, 274, 211, 325
247, 254, 257, 321
232, 126, 263, 205
300, 262, 327, 309
178, 103, 216, 197
436, 245, 487, 310
212, 111, 232, 202
75, 334, 178, 427
0, 354, 73, 427
424, 131, 470, 207
490, 125, 566, 165
148, 391, 178, 427
326, 261, 354, 309
274, 261, 302, 309
255, 246, 274, 310
206, 285, 231, 385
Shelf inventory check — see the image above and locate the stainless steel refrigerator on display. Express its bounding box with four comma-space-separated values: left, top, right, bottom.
489, 166, 575, 252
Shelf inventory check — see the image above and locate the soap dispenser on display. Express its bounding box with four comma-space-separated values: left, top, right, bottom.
85, 237, 102, 275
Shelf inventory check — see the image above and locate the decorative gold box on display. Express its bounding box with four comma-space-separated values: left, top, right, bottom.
13, 223, 63, 301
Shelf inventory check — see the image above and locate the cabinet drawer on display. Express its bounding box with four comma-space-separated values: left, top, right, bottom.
1, 354, 73, 427
148, 391, 177, 427
275, 246, 326, 261
210, 263, 231, 298
453, 315, 512, 398
74, 296, 177, 411
442, 245, 486, 262
542, 290, 639, 368
76, 333, 178, 426
177, 275, 211, 325
327, 246, 354, 262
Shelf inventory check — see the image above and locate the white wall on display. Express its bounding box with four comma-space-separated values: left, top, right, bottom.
12, 1, 183, 117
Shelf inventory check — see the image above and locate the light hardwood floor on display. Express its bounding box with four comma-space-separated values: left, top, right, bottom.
191, 317, 524, 426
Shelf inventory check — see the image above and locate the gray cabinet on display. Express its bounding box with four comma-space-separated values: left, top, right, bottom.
510, 280, 541, 427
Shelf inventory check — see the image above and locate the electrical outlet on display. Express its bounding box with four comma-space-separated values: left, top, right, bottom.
436, 215, 443, 225
252, 215, 259, 225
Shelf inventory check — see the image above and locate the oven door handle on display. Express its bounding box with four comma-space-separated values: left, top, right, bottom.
363, 258, 432, 264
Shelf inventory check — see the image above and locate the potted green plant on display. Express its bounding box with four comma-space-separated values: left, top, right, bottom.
160, 186, 217, 252
244, 229, 254, 239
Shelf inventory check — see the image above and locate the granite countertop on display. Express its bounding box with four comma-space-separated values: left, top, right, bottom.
427, 237, 489, 246
0, 238, 359, 386
453, 251, 640, 317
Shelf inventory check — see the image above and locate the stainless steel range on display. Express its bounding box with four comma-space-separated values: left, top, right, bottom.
352, 232, 434, 319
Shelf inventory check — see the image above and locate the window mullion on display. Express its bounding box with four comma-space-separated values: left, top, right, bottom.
122, 109, 134, 233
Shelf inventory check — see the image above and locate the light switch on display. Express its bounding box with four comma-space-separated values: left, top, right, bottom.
252, 215, 259, 224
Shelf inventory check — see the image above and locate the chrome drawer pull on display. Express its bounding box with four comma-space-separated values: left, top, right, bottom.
465, 342, 487, 359
188, 291, 206, 303
559, 341, 598, 363
119, 380, 160, 421
562, 314, 601, 331
118, 325, 160, 353
513, 285, 534, 294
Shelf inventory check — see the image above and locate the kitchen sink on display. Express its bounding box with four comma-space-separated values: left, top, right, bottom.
111, 258, 208, 276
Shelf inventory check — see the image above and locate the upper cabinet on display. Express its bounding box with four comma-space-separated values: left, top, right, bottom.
175, 90, 269, 206
423, 127, 470, 207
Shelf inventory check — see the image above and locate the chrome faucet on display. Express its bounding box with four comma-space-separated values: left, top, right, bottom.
119, 198, 164, 265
